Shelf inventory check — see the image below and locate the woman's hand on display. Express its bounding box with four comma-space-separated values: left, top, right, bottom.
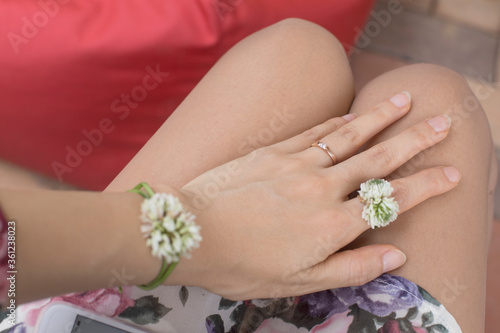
169, 92, 459, 300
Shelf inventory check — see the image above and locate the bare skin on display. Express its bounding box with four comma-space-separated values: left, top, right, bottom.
107, 19, 494, 331
345, 64, 494, 333
0, 19, 492, 331
4, 91, 454, 305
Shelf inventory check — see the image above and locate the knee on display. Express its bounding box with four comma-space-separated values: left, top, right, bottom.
392, 63, 484, 117
366, 63, 492, 149
269, 18, 349, 60
261, 18, 354, 92
406, 63, 491, 148
358, 63, 493, 182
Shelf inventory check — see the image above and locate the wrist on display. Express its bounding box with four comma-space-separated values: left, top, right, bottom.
127, 183, 203, 289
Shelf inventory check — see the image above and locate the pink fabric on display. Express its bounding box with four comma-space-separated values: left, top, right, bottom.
0, 0, 374, 190
24, 287, 134, 326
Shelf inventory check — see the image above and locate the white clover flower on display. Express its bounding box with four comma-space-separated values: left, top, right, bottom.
358, 179, 399, 229
140, 193, 201, 263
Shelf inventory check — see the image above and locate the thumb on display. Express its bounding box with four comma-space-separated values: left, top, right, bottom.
310, 245, 407, 290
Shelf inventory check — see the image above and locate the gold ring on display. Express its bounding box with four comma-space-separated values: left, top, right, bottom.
310, 141, 337, 166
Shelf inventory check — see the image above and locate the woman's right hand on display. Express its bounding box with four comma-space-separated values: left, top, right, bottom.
168, 92, 459, 300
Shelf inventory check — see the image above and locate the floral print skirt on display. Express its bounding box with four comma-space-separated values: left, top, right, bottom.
0, 274, 461, 332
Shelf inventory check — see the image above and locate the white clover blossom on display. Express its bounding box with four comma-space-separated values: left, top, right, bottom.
358, 179, 399, 229
140, 193, 202, 263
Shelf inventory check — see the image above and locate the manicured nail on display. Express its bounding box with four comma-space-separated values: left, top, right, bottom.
342, 114, 356, 122
427, 115, 451, 132
383, 250, 407, 273
443, 167, 461, 183
389, 91, 411, 108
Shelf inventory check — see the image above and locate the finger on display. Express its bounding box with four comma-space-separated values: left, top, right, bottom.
298, 92, 412, 167
337, 115, 452, 189
304, 245, 406, 292
341, 166, 461, 235
273, 114, 355, 154
347, 165, 461, 214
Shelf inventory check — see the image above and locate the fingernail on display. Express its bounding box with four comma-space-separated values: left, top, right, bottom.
342, 114, 356, 122
389, 91, 411, 108
443, 167, 461, 183
427, 115, 451, 132
383, 250, 407, 273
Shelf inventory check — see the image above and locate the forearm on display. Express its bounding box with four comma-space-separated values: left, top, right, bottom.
0, 189, 165, 303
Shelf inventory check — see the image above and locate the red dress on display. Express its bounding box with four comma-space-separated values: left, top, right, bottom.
0, 0, 374, 190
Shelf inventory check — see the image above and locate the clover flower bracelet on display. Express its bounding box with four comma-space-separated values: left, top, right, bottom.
130, 183, 202, 290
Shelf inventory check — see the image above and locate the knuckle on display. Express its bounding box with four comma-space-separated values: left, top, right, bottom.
301, 118, 345, 143
331, 169, 351, 186
326, 117, 345, 127
325, 118, 345, 132
315, 207, 345, 231
337, 125, 362, 146
427, 168, 448, 192
369, 144, 397, 167
255, 146, 277, 159
309, 174, 330, 192
281, 156, 308, 173
301, 126, 324, 143
379, 104, 398, 120
369, 104, 386, 116
293, 172, 330, 196
392, 183, 411, 210
346, 254, 372, 286
251, 146, 282, 165
409, 127, 433, 150
323, 209, 355, 243
368, 102, 397, 121
259, 146, 281, 157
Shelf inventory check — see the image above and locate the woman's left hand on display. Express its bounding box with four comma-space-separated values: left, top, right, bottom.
167, 92, 459, 300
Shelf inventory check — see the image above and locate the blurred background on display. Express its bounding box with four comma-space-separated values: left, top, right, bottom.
349, 0, 500, 331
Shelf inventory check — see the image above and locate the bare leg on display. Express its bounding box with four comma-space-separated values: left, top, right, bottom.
345, 64, 493, 332
105, 19, 491, 332
107, 18, 354, 191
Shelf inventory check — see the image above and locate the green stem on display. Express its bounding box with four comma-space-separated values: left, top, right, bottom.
129, 182, 155, 199
139, 260, 178, 290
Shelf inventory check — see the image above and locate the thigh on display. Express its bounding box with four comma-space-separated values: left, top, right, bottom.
346, 63, 493, 332
106, 18, 354, 191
